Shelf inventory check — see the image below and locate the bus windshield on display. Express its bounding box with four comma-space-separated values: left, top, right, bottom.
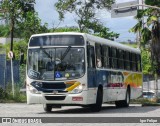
27, 47, 85, 80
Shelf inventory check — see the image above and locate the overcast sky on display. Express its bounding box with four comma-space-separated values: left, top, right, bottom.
35, 0, 138, 42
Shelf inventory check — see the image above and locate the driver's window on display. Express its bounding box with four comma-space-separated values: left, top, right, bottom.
87, 45, 95, 68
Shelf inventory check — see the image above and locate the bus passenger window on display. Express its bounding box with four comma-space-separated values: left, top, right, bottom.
87, 45, 95, 68
124, 51, 130, 70
131, 53, 136, 71
118, 50, 124, 69
111, 47, 117, 69
95, 44, 102, 68
102, 46, 110, 68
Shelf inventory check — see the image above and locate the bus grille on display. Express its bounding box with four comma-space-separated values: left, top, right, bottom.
45, 96, 66, 100
42, 82, 66, 89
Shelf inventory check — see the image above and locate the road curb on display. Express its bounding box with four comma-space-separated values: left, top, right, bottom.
142, 103, 160, 106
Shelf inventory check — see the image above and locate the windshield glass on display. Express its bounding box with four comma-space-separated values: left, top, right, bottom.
27, 47, 85, 80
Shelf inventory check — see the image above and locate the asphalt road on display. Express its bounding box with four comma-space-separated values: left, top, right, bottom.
0, 103, 160, 126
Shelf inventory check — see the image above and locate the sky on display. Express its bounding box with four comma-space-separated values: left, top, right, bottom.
34, 0, 138, 42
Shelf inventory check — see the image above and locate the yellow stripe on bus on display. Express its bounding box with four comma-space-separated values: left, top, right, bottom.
65, 81, 81, 91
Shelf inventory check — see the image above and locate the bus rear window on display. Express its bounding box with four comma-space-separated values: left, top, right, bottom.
29, 35, 84, 46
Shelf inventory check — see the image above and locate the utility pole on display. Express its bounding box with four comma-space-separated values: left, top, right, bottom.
10, 15, 14, 51
138, 0, 144, 49
10, 0, 15, 52
10, 6, 15, 97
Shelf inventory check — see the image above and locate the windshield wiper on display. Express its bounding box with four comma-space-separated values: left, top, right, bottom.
61, 46, 71, 60
40, 46, 52, 60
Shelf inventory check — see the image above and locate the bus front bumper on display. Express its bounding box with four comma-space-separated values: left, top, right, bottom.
26, 90, 89, 105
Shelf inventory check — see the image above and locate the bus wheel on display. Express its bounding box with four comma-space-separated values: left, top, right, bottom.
43, 104, 52, 112
115, 88, 130, 108
123, 88, 130, 107
90, 88, 103, 112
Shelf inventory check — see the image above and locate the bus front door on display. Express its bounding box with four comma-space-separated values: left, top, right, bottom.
87, 45, 96, 88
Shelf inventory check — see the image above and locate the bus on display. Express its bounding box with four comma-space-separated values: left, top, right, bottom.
26, 32, 142, 112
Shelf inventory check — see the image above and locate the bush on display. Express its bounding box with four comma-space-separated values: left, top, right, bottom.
130, 98, 157, 104
0, 83, 26, 103
0, 64, 27, 103
0, 87, 8, 100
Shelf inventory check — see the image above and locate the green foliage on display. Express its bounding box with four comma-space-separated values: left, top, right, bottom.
141, 27, 151, 46
141, 49, 152, 74
130, 98, 157, 104
0, 25, 10, 37
130, 0, 160, 75
90, 22, 119, 39
55, 0, 115, 20
50, 26, 80, 32
0, 84, 26, 103
129, 20, 143, 33
0, 0, 48, 41
123, 43, 138, 48
19, 64, 26, 87
55, 0, 119, 40
145, 0, 160, 6
0, 65, 26, 103
0, 87, 8, 99
0, 44, 3, 48
17, 12, 49, 40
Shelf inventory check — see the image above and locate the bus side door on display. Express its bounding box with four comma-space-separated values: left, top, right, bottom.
87, 45, 96, 88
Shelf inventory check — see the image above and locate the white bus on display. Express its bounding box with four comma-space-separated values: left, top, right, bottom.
26, 32, 142, 112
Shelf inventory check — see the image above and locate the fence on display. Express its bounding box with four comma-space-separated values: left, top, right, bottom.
0, 49, 20, 89
143, 78, 160, 97
0, 49, 6, 89
5, 60, 20, 84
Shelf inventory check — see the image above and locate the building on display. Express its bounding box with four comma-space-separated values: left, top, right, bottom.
0, 37, 22, 45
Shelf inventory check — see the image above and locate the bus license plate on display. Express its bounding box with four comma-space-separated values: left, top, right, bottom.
72, 97, 83, 101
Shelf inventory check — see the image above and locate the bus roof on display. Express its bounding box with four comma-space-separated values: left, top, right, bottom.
30, 32, 140, 54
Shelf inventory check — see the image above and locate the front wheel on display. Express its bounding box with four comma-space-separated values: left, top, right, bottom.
90, 88, 103, 112
43, 104, 52, 112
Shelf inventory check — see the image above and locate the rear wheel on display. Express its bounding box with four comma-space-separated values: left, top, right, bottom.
90, 88, 103, 112
115, 88, 130, 108
123, 88, 130, 107
43, 104, 52, 112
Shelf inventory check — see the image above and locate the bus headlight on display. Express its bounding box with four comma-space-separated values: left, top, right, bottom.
69, 84, 85, 94
29, 85, 41, 94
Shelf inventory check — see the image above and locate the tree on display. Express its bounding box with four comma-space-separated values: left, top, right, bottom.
17, 11, 48, 41
130, 0, 160, 75
55, 0, 119, 40
0, 0, 48, 43
130, 0, 160, 101
50, 26, 80, 32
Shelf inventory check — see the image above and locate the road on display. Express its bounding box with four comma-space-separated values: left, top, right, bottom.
0, 103, 160, 126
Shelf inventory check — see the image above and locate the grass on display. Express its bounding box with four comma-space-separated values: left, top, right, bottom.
131, 98, 160, 106
0, 84, 26, 103
0, 64, 27, 103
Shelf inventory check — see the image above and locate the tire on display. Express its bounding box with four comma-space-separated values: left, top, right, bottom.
90, 88, 103, 112
115, 88, 130, 108
43, 104, 52, 112
123, 88, 130, 107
